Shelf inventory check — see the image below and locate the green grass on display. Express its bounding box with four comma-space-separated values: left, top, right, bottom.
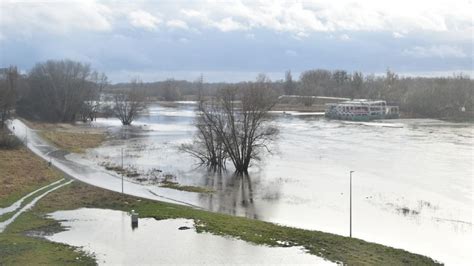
0, 228, 95, 266
1, 181, 440, 265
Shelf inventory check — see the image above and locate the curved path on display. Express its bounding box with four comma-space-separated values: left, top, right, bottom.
0, 178, 65, 216
8, 120, 204, 209
0, 179, 73, 233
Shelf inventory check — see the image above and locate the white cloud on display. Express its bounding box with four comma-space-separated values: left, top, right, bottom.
0, 0, 112, 38
128, 10, 161, 30
392, 32, 404, 38
166, 19, 189, 30
1, 0, 472, 39
213, 17, 247, 32
174, 0, 473, 37
293, 31, 309, 40
402, 45, 467, 58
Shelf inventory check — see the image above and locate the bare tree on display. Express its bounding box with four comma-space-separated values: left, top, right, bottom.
161, 79, 181, 101
18, 60, 104, 122
183, 74, 278, 174
283, 70, 296, 95
79, 71, 107, 122
113, 78, 147, 125
0, 67, 18, 128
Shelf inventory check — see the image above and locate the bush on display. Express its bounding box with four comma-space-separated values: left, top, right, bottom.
0, 131, 23, 149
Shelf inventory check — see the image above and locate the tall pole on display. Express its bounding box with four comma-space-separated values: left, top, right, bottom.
350, 170, 354, 238
121, 148, 124, 194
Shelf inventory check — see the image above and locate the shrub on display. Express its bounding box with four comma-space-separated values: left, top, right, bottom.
0, 131, 23, 149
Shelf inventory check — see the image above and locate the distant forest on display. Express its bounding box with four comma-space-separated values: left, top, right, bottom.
1, 59, 473, 124
110, 69, 474, 120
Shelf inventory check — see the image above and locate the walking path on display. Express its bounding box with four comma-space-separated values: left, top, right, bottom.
0, 179, 73, 233
7, 119, 202, 208
0, 179, 64, 216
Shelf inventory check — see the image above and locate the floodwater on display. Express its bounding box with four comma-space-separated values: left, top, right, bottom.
47, 208, 332, 265
9, 102, 473, 265
76, 103, 473, 265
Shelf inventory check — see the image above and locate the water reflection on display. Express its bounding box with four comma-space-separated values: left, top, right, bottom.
200, 172, 261, 219
47, 208, 332, 265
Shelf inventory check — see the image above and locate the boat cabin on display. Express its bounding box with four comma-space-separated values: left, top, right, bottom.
325, 99, 399, 121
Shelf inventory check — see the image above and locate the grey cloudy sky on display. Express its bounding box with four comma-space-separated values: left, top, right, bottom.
0, 0, 472, 83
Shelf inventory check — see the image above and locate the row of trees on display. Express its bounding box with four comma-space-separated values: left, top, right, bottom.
0, 60, 147, 126
111, 69, 473, 119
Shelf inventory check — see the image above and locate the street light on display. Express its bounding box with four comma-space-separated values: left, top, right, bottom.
350, 170, 354, 238
121, 148, 124, 194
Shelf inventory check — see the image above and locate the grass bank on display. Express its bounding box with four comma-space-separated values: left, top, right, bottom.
0, 147, 62, 208
160, 180, 215, 193
1, 179, 440, 265
21, 119, 106, 153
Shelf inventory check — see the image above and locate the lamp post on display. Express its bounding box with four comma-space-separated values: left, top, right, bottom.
121, 148, 124, 194
350, 170, 354, 238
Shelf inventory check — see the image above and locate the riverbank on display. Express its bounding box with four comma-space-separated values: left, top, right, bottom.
0, 120, 440, 265
1, 179, 439, 265
21, 119, 106, 153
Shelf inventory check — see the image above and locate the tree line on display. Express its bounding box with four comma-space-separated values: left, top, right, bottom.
1, 59, 473, 128
0, 59, 147, 127
109, 69, 473, 119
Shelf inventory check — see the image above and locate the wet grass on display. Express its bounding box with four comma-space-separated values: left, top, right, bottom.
160, 181, 215, 194
39, 131, 104, 154
0, 155, 93, 265
1, 180, 440, 265
21, 119, 106, 154
0, 147, 62, 208
0, 226, 95, 265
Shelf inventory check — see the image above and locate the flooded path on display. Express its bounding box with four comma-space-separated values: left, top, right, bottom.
0, 178, 64, 216
47, 208, 332, 265
0, 179, 73, 233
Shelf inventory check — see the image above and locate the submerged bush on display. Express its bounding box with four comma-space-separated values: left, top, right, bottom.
0, 131, 23, 149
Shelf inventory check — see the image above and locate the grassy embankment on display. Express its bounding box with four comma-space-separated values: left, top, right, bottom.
1, 121, 440, 265
21, 120, 105, 154
2, 179, 441, 265
0, 147, 62, 208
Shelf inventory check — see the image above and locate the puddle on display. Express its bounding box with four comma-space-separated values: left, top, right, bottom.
46, 208, 333, 265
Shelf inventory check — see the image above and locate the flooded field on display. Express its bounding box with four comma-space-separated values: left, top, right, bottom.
47, 208, 331, 265
56, 103, 473, 265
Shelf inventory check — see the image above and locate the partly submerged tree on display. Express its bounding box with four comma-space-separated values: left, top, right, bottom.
113, 78, 147, 125
182, 74, 279, 174
0, 66, 18, 128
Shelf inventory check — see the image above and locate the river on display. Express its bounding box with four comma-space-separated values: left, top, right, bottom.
47, 102, 474, 265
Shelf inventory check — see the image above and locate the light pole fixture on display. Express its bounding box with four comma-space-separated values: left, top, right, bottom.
121, 148, 124, 194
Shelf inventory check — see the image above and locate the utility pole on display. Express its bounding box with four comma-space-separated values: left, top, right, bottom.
350, 170, 354, 238
121, 148, 124, 194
